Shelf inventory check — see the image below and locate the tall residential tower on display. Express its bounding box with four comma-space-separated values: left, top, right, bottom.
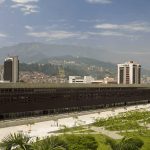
4, 56, 19, 83
117, 61, 141, 84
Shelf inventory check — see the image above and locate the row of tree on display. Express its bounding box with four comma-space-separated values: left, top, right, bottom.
0, 133, 98, 150
0, 133, 144, 150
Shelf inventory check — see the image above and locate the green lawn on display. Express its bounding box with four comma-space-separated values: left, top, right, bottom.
94, 134, 112, 150
93, 110, 150, 131
57, 126, 112, 150
92, 110, 150, 149
55, 110, 150, 149
55, 109, 150, 149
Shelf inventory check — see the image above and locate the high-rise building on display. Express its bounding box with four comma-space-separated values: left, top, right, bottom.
0, 65, 4, 81
4, 56, 19, 83
117, 61, 141, 84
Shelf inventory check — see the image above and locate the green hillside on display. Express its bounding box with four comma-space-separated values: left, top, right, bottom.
20, 56, 116, 79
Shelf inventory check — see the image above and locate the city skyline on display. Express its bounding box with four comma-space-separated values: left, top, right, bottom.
0, 0, 150, 67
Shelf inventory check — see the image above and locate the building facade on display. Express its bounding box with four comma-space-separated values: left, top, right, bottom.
103, 77, 117, 84
117, 61, 141, 84
69, 76, 94, 83
0, 86, 150, 119
0, 65, 4, 81
4, 56, 19, 83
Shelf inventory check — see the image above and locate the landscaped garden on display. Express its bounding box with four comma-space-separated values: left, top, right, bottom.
1, 109, 150, 150
93, 110, 150, 131
92, 109, 150, 150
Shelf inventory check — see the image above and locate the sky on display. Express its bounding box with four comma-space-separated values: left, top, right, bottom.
0, 0, 150, 66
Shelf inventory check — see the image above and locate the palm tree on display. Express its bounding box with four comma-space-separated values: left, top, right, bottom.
0, 134, 68, 150
32, 136, 68, 150
0, 133, 32, 150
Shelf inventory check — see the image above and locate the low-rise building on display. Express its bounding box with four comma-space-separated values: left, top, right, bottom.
103, 77, 117, 84
69, 76, 94, 83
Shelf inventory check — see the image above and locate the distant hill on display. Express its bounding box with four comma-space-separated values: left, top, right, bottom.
34, 56, 150, 77
20, 56, 116, 79
39, 55, 115, 69
0, 42, 117, 64
0, 42, 150, 76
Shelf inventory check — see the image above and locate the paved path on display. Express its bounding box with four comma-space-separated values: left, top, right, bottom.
0, 104, 150, 141
91, 126, 123, 139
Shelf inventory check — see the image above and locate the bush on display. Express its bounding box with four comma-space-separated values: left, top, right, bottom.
64, 135, 98, 150
106, 137, 144, 150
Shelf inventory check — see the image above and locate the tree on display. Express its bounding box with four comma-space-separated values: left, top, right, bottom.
106, 137, 144, 150
0, 133, 31, 150
32, 136, 68, 150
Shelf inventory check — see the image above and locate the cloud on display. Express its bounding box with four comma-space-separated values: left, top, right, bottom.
0, 0, 5, 4
115, 51, 150, 55
94, 22, 150, 32
87, 31, 133, 37
11, 0, 38, 3
78, 19, 104, 23
25, 25, 33, 31
27, 31, 79, 41
86, 0, 112, 4
26, 22, 142, 41
27, 29, 135, 42
0, 33, 7, 38
11, 0, 39, 15
21, 5, 38, 15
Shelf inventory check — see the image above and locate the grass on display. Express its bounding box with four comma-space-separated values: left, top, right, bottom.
55, 125, 95, 134
57, 125, 85, 133
106, 120, 144, 131
93, 110, 150, 131
56, 125, 112, 149
92, 110, 150, 149
56, 110, 150, 149
63, 133, 112, 150
94, 134, 112, 150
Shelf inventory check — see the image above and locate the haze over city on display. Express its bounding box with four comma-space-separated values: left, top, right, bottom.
0, 0, 150, 68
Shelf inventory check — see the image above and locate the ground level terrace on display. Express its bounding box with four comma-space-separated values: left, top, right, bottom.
0, 83, 150, 119
0, 104, 150, 142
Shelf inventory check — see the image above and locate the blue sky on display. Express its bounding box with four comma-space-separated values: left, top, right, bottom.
0, 0, 150, 65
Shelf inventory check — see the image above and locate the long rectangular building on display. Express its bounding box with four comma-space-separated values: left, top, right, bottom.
0, 83, 150, 120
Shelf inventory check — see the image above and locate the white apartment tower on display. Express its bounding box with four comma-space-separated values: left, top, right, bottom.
117, 61, 141, 84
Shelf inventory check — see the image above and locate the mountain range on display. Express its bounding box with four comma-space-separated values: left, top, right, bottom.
0, 42, 150, 76
20, 56, 116, 79
0, 42, 116, 64
19, 55, 150, 78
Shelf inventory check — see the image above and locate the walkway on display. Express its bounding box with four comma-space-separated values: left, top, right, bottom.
0, 104, 150, 141
91, 126, 123, 139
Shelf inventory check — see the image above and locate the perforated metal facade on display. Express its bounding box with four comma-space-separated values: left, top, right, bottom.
0, 87, 149, 119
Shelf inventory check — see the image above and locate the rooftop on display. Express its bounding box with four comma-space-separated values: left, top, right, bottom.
118, 61, 140, 66
0, 83, 150, 89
